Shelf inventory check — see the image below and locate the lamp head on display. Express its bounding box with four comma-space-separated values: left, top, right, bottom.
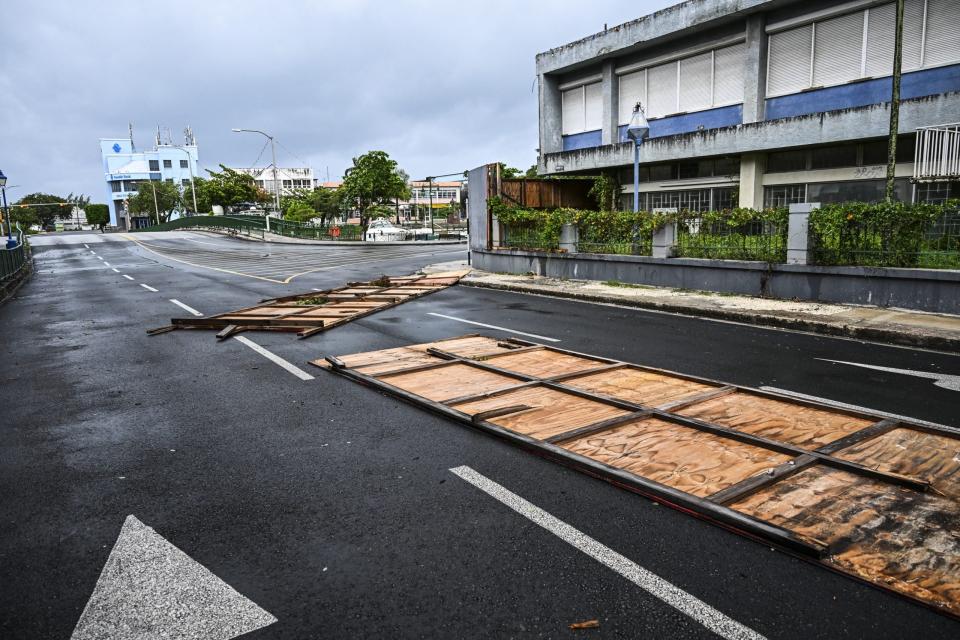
626, 102, 649, 143
0, 169, 6, 188
231, 128, 243, 132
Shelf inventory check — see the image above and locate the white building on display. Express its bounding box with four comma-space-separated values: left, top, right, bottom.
233, 166, 315, 196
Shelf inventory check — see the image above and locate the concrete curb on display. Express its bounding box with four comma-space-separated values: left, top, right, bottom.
190, 229, 467, 247
462, 279, 960, 354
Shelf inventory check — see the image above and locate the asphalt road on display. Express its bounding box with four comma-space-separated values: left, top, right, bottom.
2, 231, 959, 639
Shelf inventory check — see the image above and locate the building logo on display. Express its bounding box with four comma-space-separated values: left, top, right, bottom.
112, 143, 122, 153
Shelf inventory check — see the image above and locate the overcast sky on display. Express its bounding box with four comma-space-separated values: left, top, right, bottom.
1, 0, 672, 202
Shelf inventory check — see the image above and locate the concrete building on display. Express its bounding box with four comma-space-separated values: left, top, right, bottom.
99, 127, 200, 230
234, 166, 315, 196
400, 181, 464, 219
536, 0, 960, 209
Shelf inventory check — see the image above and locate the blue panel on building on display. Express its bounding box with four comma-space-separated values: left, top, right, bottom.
562, 130, 602, 151
765, 64, 960, 121
617, 104, 743, 142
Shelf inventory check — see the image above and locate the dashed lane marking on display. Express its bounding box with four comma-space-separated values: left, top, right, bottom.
103, 261, 111, 266
140, 284, 159, 292
426, 313, 560, 342
170, 299, 203, 317
123, 275, 135, 281
233, 336, 315, 381
450, 466, 765, 640
112, 268, 120, 273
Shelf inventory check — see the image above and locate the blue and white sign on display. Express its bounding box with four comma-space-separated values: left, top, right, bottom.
112, 143, 122, 153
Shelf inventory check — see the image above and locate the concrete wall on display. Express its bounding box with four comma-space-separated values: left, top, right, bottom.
472, 249, 960, 314
467, 165, 489, 252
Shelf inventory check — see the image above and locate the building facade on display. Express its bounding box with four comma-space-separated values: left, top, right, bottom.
233, 166, 315, 196
537, 0, 960, 209
399, 181, 464, 220
99, 127, 200, 230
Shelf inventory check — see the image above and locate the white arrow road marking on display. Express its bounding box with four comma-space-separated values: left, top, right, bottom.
71, 515, 276, 640
450, 466, 765, 640
819, 359, 960, 392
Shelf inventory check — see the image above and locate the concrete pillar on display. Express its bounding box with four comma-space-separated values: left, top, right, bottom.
742, 13, 768, 124
738, 153, 765, 210
559, 223, 579, 253
652, 222, 677, 259
539, 74, 562, 156
601, 60, 619, 146
787, 202, 819, 265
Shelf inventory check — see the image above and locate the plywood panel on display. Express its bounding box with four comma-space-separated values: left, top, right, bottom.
677, 392, 873, 449
451, 386, 628, 440
565, 367, 718, 407
313, 336, 512, 373
382, 364, 520, 402
483, 349, 602, 378
835, 428, 960, 500
731, 466, 960, 615
561, 417, 791, 497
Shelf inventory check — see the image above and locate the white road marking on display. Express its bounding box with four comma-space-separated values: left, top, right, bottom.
450, 466, 765, 640
84, 244, 89, 248
234, 336, 315, 380
817, 358, 960, 392
103, 261, 111, 266
112, 268, 120, 273
123, 275, 135, 281
97, 256, 104, 261
759, 386, 960, 433
140, 284, 159, 292
427, 313, 560, 342
71, 515, 276, 639
89, 250, 96, 255
170, 299, 203, 316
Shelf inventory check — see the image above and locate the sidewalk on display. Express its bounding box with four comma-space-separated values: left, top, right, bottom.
431, 261, 960, 352
191, 229, 466, 247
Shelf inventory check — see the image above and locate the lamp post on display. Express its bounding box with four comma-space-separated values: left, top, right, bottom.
150, 182, 161, 226
626, 102, 650, 212
232, 128, 281, 216
0, 169, 14, 248
172, 146, 199, 214
426, 176, 435, 236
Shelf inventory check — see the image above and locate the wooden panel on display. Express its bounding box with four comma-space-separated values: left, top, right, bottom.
564, 367, 718, 407
431, 336, 518, 359
731, 466, 960, 615
834, 428, 960, 500
483, 349, 601, 378
312, 336, 512, 373
452, 386, 628, 440
382, 364, 520, 402
227, 306, 296, 316
677, 392, 873, 449
561, 417, 791, 497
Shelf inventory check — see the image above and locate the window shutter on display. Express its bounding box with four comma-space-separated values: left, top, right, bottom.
678, 52, 712, 112
618, 70, 645, 125
584, 82, 602, 131
713, 43, 745, 105
864, 1, 925, 75
647, 61, 678, 118
767, 24, 812, 96
924, 0, 960, 67
561, 87, 584, 135
813, 11, 864, 87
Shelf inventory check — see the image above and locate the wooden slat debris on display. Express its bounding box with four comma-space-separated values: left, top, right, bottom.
314, 334, 960, 619
146, 270, 469, 339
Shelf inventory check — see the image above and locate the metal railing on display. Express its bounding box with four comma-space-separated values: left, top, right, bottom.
500, 225, 560, 251
915, 123, 960, 181
576, 225, 652, 256
675, 214, 787, 262
812, 208, 960, 269
1, 226, 30, 284
132, 215, 267, 238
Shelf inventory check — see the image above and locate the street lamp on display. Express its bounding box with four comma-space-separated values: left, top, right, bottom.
0, 169, 14, 248
171, 146, 199, 215
626, 102, 650, 212
232, 128, 280, 216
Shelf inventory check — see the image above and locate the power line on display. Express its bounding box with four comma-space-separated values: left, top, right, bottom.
248, 139, 270, 169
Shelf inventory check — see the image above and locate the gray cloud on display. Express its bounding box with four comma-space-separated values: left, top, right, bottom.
0, 0, 671, 200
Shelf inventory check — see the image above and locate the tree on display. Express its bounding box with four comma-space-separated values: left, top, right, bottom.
498, 164, 523, 179
129, 180, 182, 223
196, 165, 266, 211
14, 193, 69, 229
307, 188, 341, 225
85, 204, 110, 230
524, 164, 539, 178
283, 201, 317, 224
340, 151, 410, 229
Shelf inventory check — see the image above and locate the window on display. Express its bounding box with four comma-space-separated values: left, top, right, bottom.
767, 1, 959, 97
917, 181, 960, 204
810, 144, 858, 170
163, 159, 172, 168
764, 184, 806, 207
861, 140, 888, 165
644, 187, 735, 212
110, 181, 122, 193
149, 160, 160, 171
561, 81, 602, 135
180, 160, 189, 168
125, 181, 139, 192
766, 150, 807, 173
166, 178, 174, 183
807, 178, 910, 203
182, 179, 190, 186
619, 43, 745, 123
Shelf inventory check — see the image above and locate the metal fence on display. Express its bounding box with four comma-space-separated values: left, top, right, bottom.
576, 225, 652, 256
1, 226, 30, 285
675, 214, 788, 262
500, 225, 560, 251
812, 208, 960, 268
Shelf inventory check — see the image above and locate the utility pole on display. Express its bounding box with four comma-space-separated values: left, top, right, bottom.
232, 129, 281, 215
150, 182, 160, 225
427, 177, 435, 236
885, 0, 905, 202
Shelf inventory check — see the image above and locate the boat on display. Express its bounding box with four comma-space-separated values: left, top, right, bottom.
364, 218, 407, 242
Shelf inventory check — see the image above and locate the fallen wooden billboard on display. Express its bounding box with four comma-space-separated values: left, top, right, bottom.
314, 335, 960, 618
147, 271, 468, 339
